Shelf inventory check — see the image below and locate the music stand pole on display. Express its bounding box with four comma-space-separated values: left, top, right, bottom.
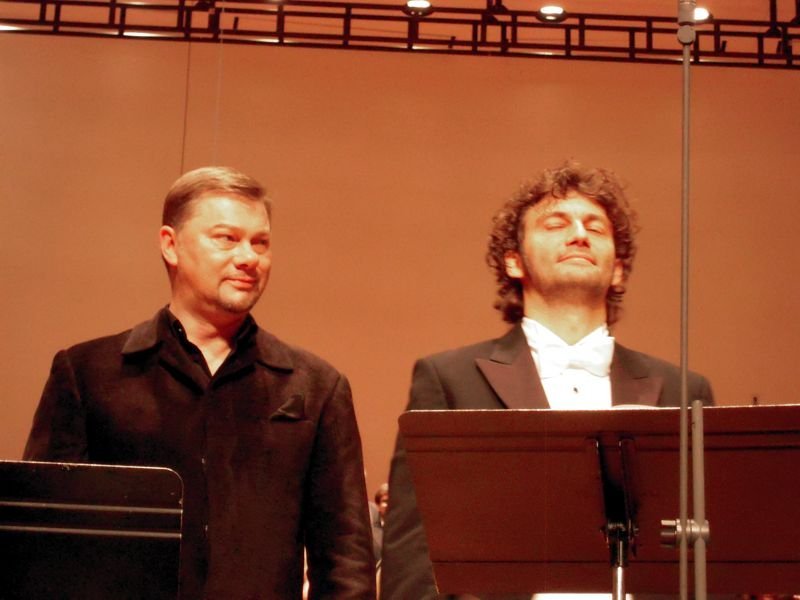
677, 3, 694, 596
692, 398, 709, 597
674, 3, 710, 600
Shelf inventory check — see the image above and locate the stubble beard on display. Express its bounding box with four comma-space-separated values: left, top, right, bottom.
217, 285, 265, 315
523, 256, 610, 307
545, 278, 608, 306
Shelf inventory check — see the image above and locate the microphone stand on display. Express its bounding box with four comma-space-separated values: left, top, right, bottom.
660, 3, 710, 600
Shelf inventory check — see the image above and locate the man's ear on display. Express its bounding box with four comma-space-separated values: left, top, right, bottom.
504, 252, 525, 280
159, 225, 179, 268
611, 258, 624, 287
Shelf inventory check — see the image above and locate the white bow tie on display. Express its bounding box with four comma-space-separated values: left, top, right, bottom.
536, 337, 615, 378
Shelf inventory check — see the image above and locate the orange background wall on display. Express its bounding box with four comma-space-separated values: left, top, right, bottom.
1, 34, 799, 495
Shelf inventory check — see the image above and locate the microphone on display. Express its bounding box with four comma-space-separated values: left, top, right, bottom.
677, 0, 697, 45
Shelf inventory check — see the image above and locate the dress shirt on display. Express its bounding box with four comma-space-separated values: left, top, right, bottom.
523, 320, 625, 600
521, 317, 614, 410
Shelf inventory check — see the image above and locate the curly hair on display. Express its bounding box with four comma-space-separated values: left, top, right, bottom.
486, 161, 638, 325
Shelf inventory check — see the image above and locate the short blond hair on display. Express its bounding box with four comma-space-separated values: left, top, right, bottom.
162, 166, 271, 229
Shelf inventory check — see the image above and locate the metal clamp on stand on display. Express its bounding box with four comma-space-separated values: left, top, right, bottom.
660, 517, 710, 548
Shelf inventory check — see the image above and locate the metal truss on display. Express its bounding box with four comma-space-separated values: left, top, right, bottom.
1, 0, 798, 69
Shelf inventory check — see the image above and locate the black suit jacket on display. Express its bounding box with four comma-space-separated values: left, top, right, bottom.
380, 325, 713, 600
24, 309, 376, 600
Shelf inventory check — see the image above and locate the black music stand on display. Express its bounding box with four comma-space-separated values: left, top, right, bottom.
399, 404, 800, 596
0, 460, 183, 600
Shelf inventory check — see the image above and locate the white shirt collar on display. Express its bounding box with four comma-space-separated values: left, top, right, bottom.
521, 317, 610, 350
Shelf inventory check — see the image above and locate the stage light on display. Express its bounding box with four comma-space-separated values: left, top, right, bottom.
123, 31, 169, 37
536, 5, 566, 23
694, 6, 712, 22
403, 0, 433, 17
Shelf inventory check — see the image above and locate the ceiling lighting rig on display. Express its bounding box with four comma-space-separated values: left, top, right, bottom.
0, 0, 796, 69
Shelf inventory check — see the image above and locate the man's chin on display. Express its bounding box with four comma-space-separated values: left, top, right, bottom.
548, 277, 609, 298
218, 292, 263, 315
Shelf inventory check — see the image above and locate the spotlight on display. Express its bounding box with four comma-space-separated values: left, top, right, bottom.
403, 0, 433, 17
694, 6, 712, 22
536, 5, 566, 23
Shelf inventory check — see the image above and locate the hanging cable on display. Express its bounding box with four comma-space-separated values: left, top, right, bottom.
179, 42, 193, 174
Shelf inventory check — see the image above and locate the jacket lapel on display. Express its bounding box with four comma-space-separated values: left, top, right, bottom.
120, 309, 298, 396
475, 325, 549, 409
476, 331, 663, 409
610, 343, 662, 407
121, 309, 210, 393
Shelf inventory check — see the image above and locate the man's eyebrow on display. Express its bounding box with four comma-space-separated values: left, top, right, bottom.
538, 209, 609, 220
209, 223, 239, 230
538, 209, 569, 219
209, 223, 270, 233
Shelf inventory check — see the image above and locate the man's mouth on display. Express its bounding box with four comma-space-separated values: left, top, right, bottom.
226, 277, 258, 289
559, 253, 595, 264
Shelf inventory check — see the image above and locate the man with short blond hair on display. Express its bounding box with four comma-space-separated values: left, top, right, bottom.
26, 166, 377, 600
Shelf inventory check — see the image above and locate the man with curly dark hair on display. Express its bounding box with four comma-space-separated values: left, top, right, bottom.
486, 161, 637, 329
380, 161, 713, 600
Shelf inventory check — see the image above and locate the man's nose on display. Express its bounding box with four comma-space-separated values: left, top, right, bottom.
568, 220, 589, 244
233, 242, 259, 266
